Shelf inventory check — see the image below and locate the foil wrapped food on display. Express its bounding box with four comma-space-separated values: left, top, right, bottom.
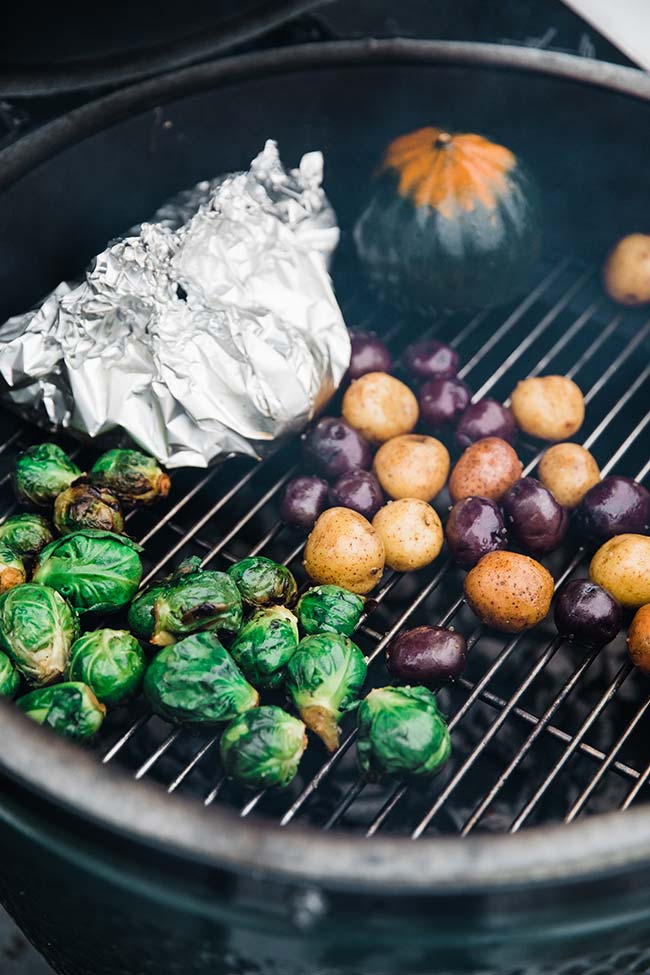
0, 141, 349, 468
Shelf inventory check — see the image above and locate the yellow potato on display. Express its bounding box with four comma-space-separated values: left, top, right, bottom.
373, 434, 450, 502
590, 534, 650, 609
604, 233, 650, 306
449, 437, 522, 503
342, 372, 418, 444
372, 498, 443, 572
464, 551, 554, 633
628, 604, 650, 674
538, 442, 600, 509
304, 507, 385, 595
511, 375, 584, 441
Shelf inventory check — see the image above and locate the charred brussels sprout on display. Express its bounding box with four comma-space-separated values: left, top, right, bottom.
54, 481, 124, 535
90, 449, 170, 507
297, 585, 365, 637
0, 651, 20, 698
68, 629, 146, 706
356, 686, 451, 782
286, 633, 367, 752
143, 631, 259, 725
17, 682, 105, 740
0, 543, 26, 593
228, 557, 297, 609
14, 443, 81, 507
126, 557, 200, 639
0, 513, 54, 563
230, 606, 299, 690
220, 706, 307, 789
0, 584, 78, 686
33, 529, 143, 614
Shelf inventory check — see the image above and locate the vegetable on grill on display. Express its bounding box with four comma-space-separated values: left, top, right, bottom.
0, 650, 20, 698
16, 682, 106, 740
280, 475, 329, 531
329, 470, 384, 521
538, 442, 600, 510
304, 507, 385, 595
127, 556, 199, 639
554, 580, 621, 649
372, 498, 443, 573
0, 513, 54, 563
227, 557, 297, 609
386, 626, 467, 685
501, 477, 568, 554
68, 629, 146, 706
418, 376, 471, 431
446, 496, 509, 570
576, 476, 650, 543
603, 233, 650, 306
348, 329, 392, 380
286, 632, 367, 752
230, 606, 299, 690
54, 481, 124, 535
464, 551, 554, 633
373, 434, 449, 503
403, 339, 459, 381
356, 685, 451, 782
449, 437, 523, 504
220, 706, 307, 789
297, 585, 365, 637
0, 583, 79, 686
589, 534, 650, 609
511, 376, 585, 442
628, 604, 650, 673
302, 417, 372, 481
454, 399, 517, 449
342, 372, 418, 444
13, 443, 82, 508
33, 529, 143, 615
143, 632, 259, 726
90, 448, 170, 507
0, 543, 26, 593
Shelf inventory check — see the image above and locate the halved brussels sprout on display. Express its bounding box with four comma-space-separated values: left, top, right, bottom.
0, 650, 20, 698
356, 686, 451, 782
90, 449, 170, 507
16, 682, 106, 740
54, 481, 124, 535
126, 557, 201, 640
0, 513, 54, 563
143, 631, 259, 725
285, 633, 367, 752
230, 606, 299, 690
228, 557, 297, 609
0, 543, 26, 594
33, 529, 143, 614
220, 706, 307, 789
0, 583, 79, 686
297, 585, 365, 636
68, 628, 146, 706
13, 443, 81, 507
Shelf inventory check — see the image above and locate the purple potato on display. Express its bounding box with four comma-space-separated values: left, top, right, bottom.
280, 476, 329, 531
576, 476, 650, 543
348, 329, 392, 380
455, 398, 517, 449
502, 477, 568, 554
403, 340, 459, 381
386, 626, 467, 684
554, 579, 622, 648
418, 376, 472, 430
446, 496, 509, 569
329, 470, 384, 520
303, 417, 373, 480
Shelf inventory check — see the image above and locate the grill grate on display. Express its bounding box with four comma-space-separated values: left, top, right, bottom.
2, 254, 649, 838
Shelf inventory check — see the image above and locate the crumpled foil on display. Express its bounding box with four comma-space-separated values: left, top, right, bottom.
0, 141, 349, 468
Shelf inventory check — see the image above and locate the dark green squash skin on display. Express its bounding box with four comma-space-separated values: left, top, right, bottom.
354, 165, 541, 313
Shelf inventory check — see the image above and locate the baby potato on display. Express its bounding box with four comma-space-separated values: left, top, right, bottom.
342, 372, 418, 444
304, 507, 385, 595
372, 499, 443, 572
604, 233, 650, 306
628, 604, 650, 674
449, 437, 522, 504
589, 533, 650, 609
511, 375, 584, 441
538, 442, 600, 509
464, 551, 554, 633
373, 434, 450, 502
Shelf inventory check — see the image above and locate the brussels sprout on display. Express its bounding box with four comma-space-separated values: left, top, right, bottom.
228, 557, 297, 608
13, 443, 81, 507
126, 557, 201, 639
54, 481, 124, 535
143, 631, 259, 725
356, 686, 451, 783
230, 606, 299, 690
0, 513, 54, 563
285, 633, 367, 752
0, 543, 26, 594
90, 449, 170, 507
33, 529, 143, 614
0, 583, 79, 686
220, 706, 307, 789
0, 650, 20, 698
16, 682, 106, 740
297, 585, 365, 637
68, 628, 146, 706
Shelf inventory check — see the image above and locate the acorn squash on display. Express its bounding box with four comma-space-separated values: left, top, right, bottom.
354, 127, 541, 312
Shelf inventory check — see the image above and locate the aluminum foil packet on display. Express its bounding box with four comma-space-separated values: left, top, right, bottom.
0, 141, 349, 468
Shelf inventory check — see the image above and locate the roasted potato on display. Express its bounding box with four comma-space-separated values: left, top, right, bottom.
604, 233, 650, 306
449, 437, 522, 504
464, 550, 554, 633
628, 604, 650, 674
538, 442, 600, 509
304, 507, 385, 594
510, 375, 584, 441
373, 434, 449, 502
342, 372, 418, 444
372, 499, 443, 572
589, 533, 650, 609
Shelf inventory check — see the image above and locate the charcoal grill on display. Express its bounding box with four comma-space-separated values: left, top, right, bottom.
1, 38, 650, 975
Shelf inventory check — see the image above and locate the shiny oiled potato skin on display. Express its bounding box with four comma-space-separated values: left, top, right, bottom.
538, 442, 600, 509
304, 507, 385, 594
372, 499, 443, 572
342, 372, 419, 444
464, 551, 554, 632
449, 437, 523, 503
589, 534, 650, 609
511, 376, 584, 441
373, 434, 450, 502
604, 234, 650, 307
628, 604, 650, 673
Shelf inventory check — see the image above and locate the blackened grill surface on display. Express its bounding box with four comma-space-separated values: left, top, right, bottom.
2, 251, 648, 839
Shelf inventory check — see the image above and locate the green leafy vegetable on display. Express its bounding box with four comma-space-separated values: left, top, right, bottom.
90, 448, 170, 507
230, 606, 299, 689
0, 583, 79, 686
54, 481, 124, 534
17, 682, 106, 740
0, 513, 54, 562
228, 557, 297, 608
0, 650, 20, 698
68, 628, 146, 706
0, 542, 26, 594
13, 443, 81, 507
297, 585, 365, 636
126, 557, 201, 640
220, 706, 307, 789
